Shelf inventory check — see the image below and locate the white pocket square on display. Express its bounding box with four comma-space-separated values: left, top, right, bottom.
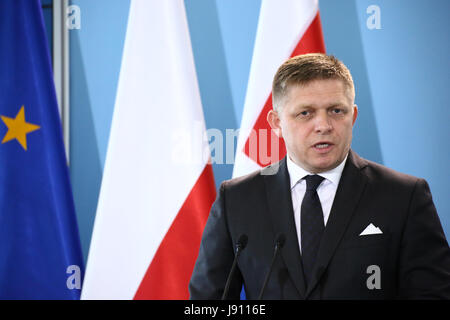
359, 223, 383, 236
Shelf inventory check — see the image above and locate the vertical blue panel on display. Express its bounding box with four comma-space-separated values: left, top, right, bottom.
214, 0, 261, 126
185, 0, 238, 189
69, 0, 130, 260
354, 0, 450, 238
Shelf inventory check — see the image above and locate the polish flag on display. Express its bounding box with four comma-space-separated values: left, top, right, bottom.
233, 0, 326, 177
81, 0, 216, 300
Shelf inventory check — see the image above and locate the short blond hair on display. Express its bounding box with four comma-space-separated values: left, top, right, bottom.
272, 53, 355, 110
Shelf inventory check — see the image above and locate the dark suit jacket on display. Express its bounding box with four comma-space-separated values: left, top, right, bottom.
189, 150, 450, 299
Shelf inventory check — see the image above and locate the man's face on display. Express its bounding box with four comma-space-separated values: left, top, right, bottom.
268, 79, 358, 173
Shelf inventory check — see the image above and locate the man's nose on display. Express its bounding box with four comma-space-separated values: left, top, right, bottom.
314, 112, 333, 134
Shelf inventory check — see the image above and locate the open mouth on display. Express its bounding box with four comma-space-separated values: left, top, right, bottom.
313, 142, 334, 152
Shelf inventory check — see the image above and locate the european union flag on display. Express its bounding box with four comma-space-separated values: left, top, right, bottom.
0, 0, 84, 299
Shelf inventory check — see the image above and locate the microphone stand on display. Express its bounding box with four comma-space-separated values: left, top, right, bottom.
258, 234, 285, 300
221, 234, 248, 300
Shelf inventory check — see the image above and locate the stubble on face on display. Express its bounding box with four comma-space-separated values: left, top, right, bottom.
276, 79, 357, 173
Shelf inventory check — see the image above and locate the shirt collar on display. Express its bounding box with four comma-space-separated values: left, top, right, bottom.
286, 153, 348, 190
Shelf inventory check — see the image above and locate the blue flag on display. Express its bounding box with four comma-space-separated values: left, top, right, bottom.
0, 0, 84, 299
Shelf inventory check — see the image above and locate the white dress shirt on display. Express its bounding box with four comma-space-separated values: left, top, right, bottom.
286, 154, 348, 254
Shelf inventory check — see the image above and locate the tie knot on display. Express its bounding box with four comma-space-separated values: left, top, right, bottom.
304, 175, 324, 191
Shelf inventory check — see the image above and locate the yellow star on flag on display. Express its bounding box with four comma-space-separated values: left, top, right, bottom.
1, 105, 40, 151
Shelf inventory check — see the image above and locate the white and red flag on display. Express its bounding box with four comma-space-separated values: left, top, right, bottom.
81, 0, 216, 299
233, 0, 326, 177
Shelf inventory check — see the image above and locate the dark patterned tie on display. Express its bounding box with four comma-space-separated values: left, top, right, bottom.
301, 174, 325, 287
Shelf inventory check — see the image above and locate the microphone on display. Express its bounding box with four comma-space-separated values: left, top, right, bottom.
258, 233, 286, 300
221, 234, 248, 300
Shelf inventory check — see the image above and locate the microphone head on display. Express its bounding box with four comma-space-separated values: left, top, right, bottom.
236, 234, 248, 251
275, 233, 286, 249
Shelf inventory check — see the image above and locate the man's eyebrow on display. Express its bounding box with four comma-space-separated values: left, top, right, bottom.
293, 104, 313, 109
293, 101, 347, 109
327, 103, 344, 108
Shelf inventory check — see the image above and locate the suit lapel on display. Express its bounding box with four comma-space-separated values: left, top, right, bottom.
304, 150, 368, 298
263, 158, 307, 298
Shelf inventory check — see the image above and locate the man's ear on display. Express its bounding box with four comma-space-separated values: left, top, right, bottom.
352, 104, 358, 126
267, 109, 282, 138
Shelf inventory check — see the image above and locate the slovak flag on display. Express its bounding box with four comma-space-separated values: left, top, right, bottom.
233, 0, 326, 178
81, 0, 216, 299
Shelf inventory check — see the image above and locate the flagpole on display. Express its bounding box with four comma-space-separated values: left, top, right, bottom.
53, 0, 70, 163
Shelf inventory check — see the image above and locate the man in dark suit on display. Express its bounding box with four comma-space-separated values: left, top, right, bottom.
189, 54, 450, 299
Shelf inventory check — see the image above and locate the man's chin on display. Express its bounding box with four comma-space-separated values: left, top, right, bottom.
309, 159, 340, 173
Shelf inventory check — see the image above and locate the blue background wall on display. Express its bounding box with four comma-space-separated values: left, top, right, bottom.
63, 0, 449, 261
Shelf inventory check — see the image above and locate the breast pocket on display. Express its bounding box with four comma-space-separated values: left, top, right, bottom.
335, 234, 391, 299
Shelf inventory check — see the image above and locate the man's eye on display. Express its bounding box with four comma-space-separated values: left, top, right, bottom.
332, 108, 342, 114
299, 111, 309, 116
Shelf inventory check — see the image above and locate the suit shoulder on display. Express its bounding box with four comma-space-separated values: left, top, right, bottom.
361, 158, 423, 188
220, 162, 281, 194
220, 168, 263, 191
220, 161, 282, 190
